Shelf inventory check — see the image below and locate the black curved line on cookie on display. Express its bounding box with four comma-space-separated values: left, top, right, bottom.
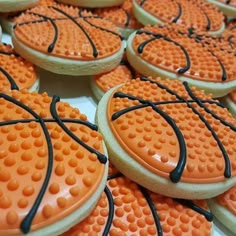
226, 0, 232, 4
121, 8, 130, 27
0, 93, 53, 234
50, 95, 107, 164
183, 82, 232, 178
136, 30, 190, 74
200, 8, 211, 31
111, 91, 186, 183
228, 35, 235, 49
0, 49, 19, 56
174, 199, 213, 221
0, 67, 19, 90
139, 0, 146, 7
172, 2, 182, 23
120, 60, 137, 79
102, 186, 115, 236
47, 6, 98, 57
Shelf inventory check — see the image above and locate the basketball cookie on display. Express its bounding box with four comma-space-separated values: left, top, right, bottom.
0, 43, 39, 92
207, 0, 236, 16
90, 59, 136, 101
223, 90, 236, 117
0, 89, 108, 235
208, 185, 236, 234
0, 0, 55, 34
126, 24, 236, 97
96, 77, 236, 199
133, 0, 225, 35
56, 0, 125, 8
0, 0, 39, 13
12, 4, 125, 75
62, 164, 213, 236
94, 0, 142, 38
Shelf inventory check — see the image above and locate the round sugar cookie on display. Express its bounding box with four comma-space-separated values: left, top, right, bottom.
12, 4, 125, 75
0, 89, 108, 235
62, 163, 213, 236
208, 185, 236, 235
0, 43, 39, 92
126, 24, 236, 98
96, 77, 236, 199
133, 0, 225, 35
207, 0, 236, 17
0, 0, 39, 13
94, 0, 142, 38
91, 59, 136, 101
223, 90, 236, 117
56, 0, 125, 8
0, 0, 55, 34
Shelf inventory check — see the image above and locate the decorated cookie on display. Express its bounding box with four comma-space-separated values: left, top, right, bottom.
208, 185, 236, 234
133, 0, 225, 35
126, 24, 236, 97
56, 0, 125, 8
207, 0, 236, 17
0, 43, 39, 92
0, 0, 39, 13
62, 163, 213, 236
94, 0, 142, 38
12, 4, 125, 75
96, 76, 236, 199
0, 0, 55, 34
223, 90, 236, 117
91, 59, 136, 101
0, 89, 108, 235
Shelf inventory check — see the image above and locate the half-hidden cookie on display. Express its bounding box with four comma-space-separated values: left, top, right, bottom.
207, 0, 236, 17
94, 0, 142, 38
62, 163, 213, 236
133, 0, 225, 35
0, 0, 39, 13
223, 90, 236, 117
96, 76, 236, 199
0, 0, 55, 34
208, 185, 236, 234
0, 43, 39, 92
0, 89, 108, 235
90, 59, 136, 101
12, 4, 125, 75
56, 0, 125, 8
126, 24, 236, 98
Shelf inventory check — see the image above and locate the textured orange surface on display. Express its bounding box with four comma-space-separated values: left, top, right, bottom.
94, 0, 141, 29
107, 77, 236, 183
62, 164, 212, 236
14, 4, 123, 60
216, 185, 236, 215
131, 24, 236, 82
134, 0, 224, 33
0, 43, 37, 92
0, 90, 106, 235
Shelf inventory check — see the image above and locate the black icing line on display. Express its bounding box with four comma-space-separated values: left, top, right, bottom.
50, 95, 107, 164
136, 30, 190, 74
0, 50, 19, 57
140, 0, 146, 6
120, 60, 136, 79
0, 67, 19, 90
172, 2, 182, 23
228, 35, 235, 49
121, 8, 130, 27
183, 82, 232, 178
0, 93, 53, 234
102, 186, 114, 236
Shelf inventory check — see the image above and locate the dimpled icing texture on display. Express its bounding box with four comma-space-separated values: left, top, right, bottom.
95, 63, 134, 92
14, 4, 122, 60
0, 44, 37, 92
94, 0, 141, 29
132, 25, 236, 82
215, 185, 236, 215
0, 90, 106, 235
61, 165, 212, 236
135, 0, 224, 33
222, 20, 236, 48
107, 77, 236, 183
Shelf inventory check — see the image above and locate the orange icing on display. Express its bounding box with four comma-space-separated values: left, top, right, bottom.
62, 164, 212, 235
94, 0, 142, 29
134, 0, 224, 33
0, 90, 106, 235
216, 185, 236, 215
107, 78, 236, 183
14, 4, 122, 60
132, 25, 236, 82
0, 44, 37, 92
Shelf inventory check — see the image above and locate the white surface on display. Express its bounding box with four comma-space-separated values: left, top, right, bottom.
1, 32, 233, 236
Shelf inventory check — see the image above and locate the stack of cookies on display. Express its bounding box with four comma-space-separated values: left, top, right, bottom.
0, 0, 235, 235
